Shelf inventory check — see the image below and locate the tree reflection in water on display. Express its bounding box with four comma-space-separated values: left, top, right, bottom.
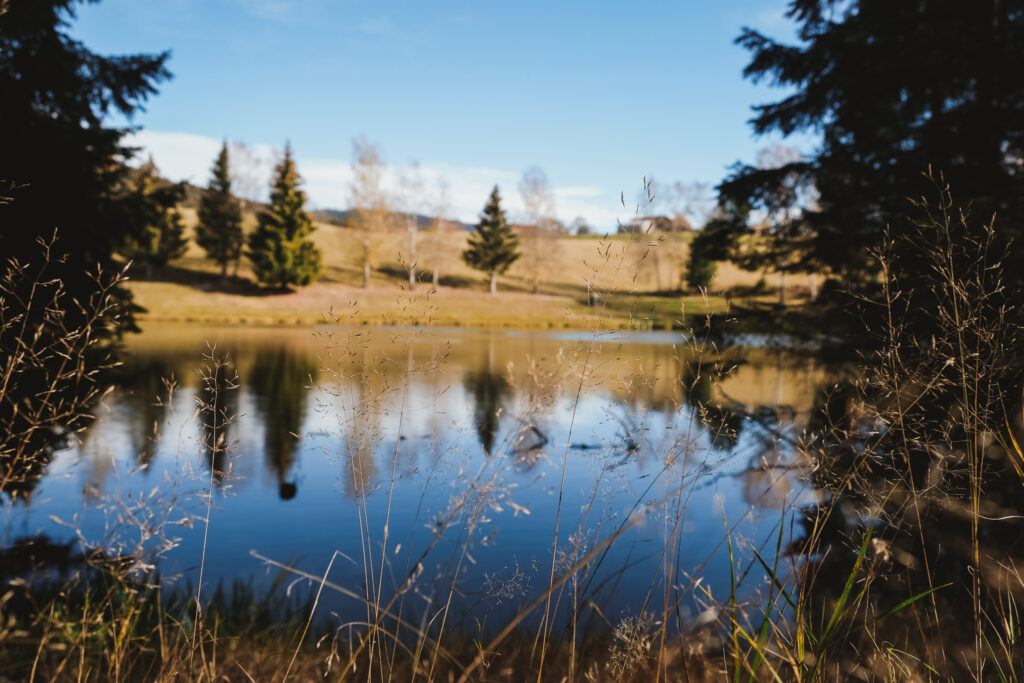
121, 359, 176, 471
197, 351, 239, 487
463, 368, 512, 456
248, 348, 318, 500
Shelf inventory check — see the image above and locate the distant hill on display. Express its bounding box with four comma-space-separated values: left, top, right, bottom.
178, 182, 270, 214
312, 208, 475, 232
178, 182, 474, 232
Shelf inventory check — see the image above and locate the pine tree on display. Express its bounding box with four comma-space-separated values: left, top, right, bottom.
0, 0, 170, 331
684, 249, 717, 292
121, 160, 188, 277
719, 0, 1024, 280
196, 142, 244, 278
246, 146, 322, 289
462, 186, 520, 295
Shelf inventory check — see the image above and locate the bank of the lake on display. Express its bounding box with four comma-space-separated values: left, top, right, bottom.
126, 277, 809, 330
124, 222, 818, 330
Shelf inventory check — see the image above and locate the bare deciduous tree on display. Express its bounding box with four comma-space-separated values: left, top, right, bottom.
229, 142, 271, 207
632, 174, 666, 291
397, 163, 424, 289
228, 142, 273, 277
517, 166, 562, 294
429, 178, 453, 288
669, 181, 715, 230
349, 136, 392, 289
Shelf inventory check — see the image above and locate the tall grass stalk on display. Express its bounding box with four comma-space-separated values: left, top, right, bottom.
12, 178, 1024, 681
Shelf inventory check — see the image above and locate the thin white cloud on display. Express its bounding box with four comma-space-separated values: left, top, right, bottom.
225, 0, 332, 26
354, 16, 401, 37
728, 1, 799, 41
554, 186, 605, 199
127, 130, 223, 182
127, 130, 624, 230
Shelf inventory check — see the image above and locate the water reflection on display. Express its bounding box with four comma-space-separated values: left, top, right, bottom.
341, 373, 382, 500
0, 350, 116, 502
464, 367, 512, 456
698, 403, 745, 451
3, 323, 843, 632
248, 348, 318, 500
197, 355, 239, 487
122, 359, 176, 471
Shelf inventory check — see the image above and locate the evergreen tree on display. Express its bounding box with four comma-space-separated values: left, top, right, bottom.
718, 0, 1024, 280
246, 146, 322, 289
0, 1, 170, 327
685, 198, 754, 291
684, 248, 717, 292
120, 160, 188, 276
196, 142, 244, 278
462, 186, 520, 295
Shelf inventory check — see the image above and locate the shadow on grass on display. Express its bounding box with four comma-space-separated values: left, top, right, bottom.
132, 264, 284, 296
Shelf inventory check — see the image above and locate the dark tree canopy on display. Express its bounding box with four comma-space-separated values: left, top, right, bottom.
196, 142, 244, 277
0, 0, 171, 288
246, 146, 322, 289
719, 0, 1024, 279
462, 186, 520, 295
119, 159, 188, 275
686, 197, 754, 291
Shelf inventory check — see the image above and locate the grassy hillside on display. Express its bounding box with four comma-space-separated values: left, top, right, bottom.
126, 210, 814, 328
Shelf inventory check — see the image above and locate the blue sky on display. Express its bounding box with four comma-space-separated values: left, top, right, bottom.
74, 0, 813, 228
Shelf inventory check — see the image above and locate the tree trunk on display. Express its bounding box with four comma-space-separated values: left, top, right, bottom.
362, 237, 371, 289
220, 260, 228, 279
433, 265, 439, 288
651, 245, 663, 292
808, 273, 818, 300
408, 225, 417, 290
490, 271, 497, 295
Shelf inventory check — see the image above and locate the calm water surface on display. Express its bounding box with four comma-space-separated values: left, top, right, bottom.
2, 322, 841, 631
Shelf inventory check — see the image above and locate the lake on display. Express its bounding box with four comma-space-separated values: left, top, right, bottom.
1, 322, 842, 635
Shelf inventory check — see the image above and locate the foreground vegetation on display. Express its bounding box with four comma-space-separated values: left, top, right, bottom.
6, 0, 1024, 680
5, 186, 1024, 681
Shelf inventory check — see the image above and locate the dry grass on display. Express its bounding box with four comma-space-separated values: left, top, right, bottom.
127, 209, 814, 328
175, 207, 807, 295
11, 181, 1021, 682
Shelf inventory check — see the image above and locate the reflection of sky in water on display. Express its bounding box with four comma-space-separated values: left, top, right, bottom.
1, 324, 835, 630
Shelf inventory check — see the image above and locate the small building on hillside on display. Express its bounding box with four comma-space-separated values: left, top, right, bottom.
617, 215, 692, 234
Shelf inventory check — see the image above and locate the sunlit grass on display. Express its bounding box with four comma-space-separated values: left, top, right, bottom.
124, 209, 817, 330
